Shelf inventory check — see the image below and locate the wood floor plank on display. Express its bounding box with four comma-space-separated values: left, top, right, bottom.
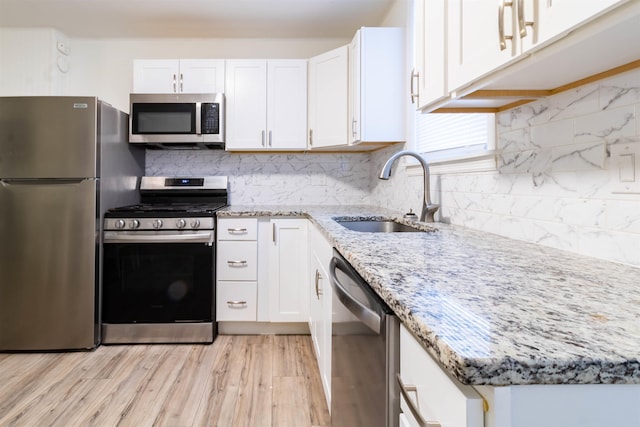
232, 335, 273, 427
0, 335, 331, 427
273, 376, 312, 427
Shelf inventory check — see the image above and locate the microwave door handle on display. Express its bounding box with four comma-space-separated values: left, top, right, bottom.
195, 102, 202, 135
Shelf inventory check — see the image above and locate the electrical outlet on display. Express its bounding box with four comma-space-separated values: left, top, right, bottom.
610, 142, 640, 194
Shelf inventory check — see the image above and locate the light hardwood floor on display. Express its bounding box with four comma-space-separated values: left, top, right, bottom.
0, 335, 331, 427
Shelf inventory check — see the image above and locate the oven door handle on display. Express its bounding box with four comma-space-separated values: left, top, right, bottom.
103, 231, 214, 244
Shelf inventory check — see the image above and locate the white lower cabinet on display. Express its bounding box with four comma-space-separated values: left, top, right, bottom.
216, 218, 258, 322
401, 323, 640, 427
216, 281, 257, 321
268, 218, 309, 322
399, 324, 484, 427
308, 223, 333, 410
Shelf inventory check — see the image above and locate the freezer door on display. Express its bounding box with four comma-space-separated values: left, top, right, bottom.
0, 178, 98, 350
0, 96, 97, 179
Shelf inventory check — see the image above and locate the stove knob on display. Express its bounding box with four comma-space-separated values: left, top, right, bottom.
114, 219, 126, 229
153, 219, 163, 229
129, 219, 140, 229
190, 219, 201, 229
176, 219, 187, 229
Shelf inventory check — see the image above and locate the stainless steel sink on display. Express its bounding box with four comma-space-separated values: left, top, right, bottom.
334, 219, 424, 233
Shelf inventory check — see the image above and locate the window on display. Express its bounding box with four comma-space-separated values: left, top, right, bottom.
413, 112, 496, 174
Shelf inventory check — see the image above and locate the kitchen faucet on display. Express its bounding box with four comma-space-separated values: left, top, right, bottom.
379, 150, 439, 223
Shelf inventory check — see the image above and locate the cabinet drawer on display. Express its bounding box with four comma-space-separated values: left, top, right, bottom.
217, 241, 258, 281
216, 281, 257, 321
217, 218, 258, 240
399, 324, 484, 427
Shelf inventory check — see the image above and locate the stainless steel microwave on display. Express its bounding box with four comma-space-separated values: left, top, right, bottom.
129, 93, 225, 149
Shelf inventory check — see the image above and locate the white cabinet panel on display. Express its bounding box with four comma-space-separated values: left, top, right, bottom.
348, 27, 405, 145
268, 219, 308, 322
225, 59, 307, 151
399, 324, 484, 427
413, 0, 448, 110
216, 281, 257, 321
217, 217, 258, 241
216, 241, 258, 281
308, 45, 349, 149
133, 59, 224, 94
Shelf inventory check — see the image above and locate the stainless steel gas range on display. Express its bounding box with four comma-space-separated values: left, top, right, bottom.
101, 176, 228, 344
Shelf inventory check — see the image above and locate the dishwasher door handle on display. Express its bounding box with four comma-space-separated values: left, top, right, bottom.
329, 257, 382, 334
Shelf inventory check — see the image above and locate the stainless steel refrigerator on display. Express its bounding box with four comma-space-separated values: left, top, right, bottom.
0, 96, 145, 351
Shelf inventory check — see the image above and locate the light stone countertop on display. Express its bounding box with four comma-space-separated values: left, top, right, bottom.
218, 205, 640, 386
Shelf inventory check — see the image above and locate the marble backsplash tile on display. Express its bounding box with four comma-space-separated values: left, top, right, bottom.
145, 149, 372, 205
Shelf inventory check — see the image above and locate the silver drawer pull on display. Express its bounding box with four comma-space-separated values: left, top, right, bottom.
227, 260, 248, 267
397, 374, 441, 427
227, 300, 247, 307
227, 228, 248, 234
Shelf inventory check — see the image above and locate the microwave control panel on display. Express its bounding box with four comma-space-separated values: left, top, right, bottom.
201, 103, 220, 134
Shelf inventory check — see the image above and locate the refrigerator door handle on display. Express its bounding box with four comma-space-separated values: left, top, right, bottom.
1, 178, 92, 185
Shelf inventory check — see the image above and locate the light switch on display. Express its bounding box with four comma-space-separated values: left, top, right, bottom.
619, 153, 635, 182
611, 142, 640, 194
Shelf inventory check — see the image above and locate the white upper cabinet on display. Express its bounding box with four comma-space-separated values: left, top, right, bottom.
225, 59, 307, 151
307, 45, 349, 149
446, 0, 629, 96
412, 0, 448, 110
447, 0, 523, 93
530, 0, 628, 50
348, 27, 405, 145
132, 59, 225, 93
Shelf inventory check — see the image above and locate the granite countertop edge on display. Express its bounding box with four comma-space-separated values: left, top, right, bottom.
218, 205, 640, 386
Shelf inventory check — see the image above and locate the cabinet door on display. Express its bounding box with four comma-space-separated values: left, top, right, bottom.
308, 224, 333, 409
308, 45, 348, 149
414, 0, 448, 110
399, 324, 484, 427
448, 0, 520, 92
179, 59, 225, 93
348, 32, 361, 144
225, 60, 268, 150
267, 60, 308, 150
355, 27, 405, 144
268, 219, 309, 322
133, 59, 180, 93
532, 0, 627, 49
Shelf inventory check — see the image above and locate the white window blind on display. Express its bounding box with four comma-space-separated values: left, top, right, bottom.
414, 112, 496, 164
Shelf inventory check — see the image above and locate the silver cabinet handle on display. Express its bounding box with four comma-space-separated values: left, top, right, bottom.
309, 128, 313, 147
227, 227, 248, 234
268, 130, 273, 147
498, 0, 514, 51
272, 222, 276, 243
261, 130, 266, 147
227, 300, 247, 307
173, 73, 177, 92
410, 69, 419, 104
315, 269, 323, 299
227, 260, 248, 267
179, 73, 184, 92
517, 0, 534, 38
397, 374, 441, 427
351, 119, 357, 138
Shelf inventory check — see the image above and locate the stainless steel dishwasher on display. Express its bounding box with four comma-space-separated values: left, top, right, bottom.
329, 249, 400, 427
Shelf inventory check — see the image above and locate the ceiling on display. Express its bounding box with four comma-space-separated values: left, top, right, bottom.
0, 0, 398, 38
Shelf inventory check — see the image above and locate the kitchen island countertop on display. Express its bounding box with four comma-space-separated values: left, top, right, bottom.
218, 205, 640, 386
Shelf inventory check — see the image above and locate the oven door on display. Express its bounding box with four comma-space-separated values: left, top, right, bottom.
102, 231, 214, 324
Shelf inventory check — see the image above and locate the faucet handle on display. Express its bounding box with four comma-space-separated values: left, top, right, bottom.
403, 209, 418, 221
